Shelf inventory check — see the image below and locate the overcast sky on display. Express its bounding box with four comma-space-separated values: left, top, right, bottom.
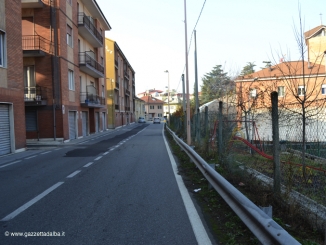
96, 0, 325, 94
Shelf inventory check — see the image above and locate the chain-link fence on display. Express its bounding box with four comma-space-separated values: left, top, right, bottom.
169, 102, 326, 231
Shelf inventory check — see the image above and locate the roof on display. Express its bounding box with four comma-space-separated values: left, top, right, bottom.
304, 25, 326, 39
139, 96, 164, 104
236, 61, 325, 81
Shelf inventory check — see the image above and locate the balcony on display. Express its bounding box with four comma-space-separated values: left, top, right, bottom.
115, 59, 118, 68
124, 71, 129, 80
79, 52, 104, 78
24, 86, 48, 106
21, 0, 45, 8
78, 13, 103, 47
115, 82, 119, 89
125, 88, 130, 96
125, 106, 130, 111
22, 35, 54, 57
80, 93, 105, 108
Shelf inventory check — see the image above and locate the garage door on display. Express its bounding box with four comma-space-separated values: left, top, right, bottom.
69, 111, 76, 140
25, 110, 37, 132
102, 112, 106, 131
95, 112, 99, 132
82, 111, 88, 137
0, 104, 11, 155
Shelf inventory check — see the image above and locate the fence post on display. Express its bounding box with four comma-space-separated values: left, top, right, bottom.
196, 110, 200, 143
204, 106, 208, 138
271, 92, 281, 194
218, 101, 223, 165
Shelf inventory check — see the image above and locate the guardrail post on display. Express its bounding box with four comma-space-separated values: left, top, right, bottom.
218, 101, 223, 166
271, 92, 281, 194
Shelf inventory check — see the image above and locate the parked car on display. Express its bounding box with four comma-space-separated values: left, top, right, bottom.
138, 117, 146, 123
153, 117, 161, 124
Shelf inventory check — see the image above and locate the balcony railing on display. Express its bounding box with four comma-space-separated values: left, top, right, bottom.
125, 88, 130, 96
115, 82, 119, 89
80, 92, 105, 107
79, 52, 104, 78
125, 106, 130, 111
24, 86, 48, 105
22, 35, 54, 57
78, 13, 103, 47
124, 71, 129, 79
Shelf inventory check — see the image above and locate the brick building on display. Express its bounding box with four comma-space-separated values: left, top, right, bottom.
22, 0, 111, 142
0, 0, 26, 156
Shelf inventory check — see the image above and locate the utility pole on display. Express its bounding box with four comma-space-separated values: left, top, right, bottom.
184, 0, 191, 145
164, 70, 170, 126
194, 30, 200, 142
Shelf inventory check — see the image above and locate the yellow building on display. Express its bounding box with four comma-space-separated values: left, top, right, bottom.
105, 38, 135, 128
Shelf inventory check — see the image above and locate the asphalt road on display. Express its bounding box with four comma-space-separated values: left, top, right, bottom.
0, 123, 213, 245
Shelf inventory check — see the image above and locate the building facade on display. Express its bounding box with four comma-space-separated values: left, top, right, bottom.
0, 0, 26, 156
135, 97, 145, 121
139, 95, 164, 121
105, 38, 135, 128
22, 0, 111, 142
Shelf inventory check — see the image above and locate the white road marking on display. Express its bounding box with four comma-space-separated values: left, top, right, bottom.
40, 151, 51, 155
1, 182, 64, 221
25, 155, 37, 160
66, 170, 81, 178
94, 156, 102, 161
109, 148, 114, 151
83, 162, 94, 168
162, 127, 212, 245
103, 152, 109, 155
0, 160, 22, 169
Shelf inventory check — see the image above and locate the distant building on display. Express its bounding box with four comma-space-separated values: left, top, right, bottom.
139, 95, 164, 120
135, 97, 145, 121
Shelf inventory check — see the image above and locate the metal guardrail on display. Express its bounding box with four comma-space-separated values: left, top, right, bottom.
166, 126, 301, 245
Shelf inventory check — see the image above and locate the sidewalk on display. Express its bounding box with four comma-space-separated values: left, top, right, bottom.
0, 123, 135, 163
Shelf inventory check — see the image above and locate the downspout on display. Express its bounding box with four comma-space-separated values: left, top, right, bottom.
50, 0, 57, 140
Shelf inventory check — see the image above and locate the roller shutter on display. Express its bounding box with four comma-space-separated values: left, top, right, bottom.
95, 112, 99, 132
0, 105, 10, 155
82, 111, 88, 136
69, 111, 76, 140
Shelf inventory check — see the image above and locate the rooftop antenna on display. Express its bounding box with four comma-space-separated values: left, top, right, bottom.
320, 13, 323, 25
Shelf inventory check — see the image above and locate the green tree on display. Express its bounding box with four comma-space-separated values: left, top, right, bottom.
240, 62, 256, 76
201, 65, 231, 104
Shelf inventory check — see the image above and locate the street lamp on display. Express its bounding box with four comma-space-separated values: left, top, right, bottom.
164, 70, 170, 125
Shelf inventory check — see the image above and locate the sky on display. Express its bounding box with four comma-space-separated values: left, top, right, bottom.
96, 0, 325, 95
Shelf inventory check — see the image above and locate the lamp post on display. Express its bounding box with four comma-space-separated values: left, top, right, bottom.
164, 70, 170, 125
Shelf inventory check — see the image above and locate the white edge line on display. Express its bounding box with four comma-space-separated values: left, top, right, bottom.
40, 151, 51, 155
94, 156, 102, 161
25, 155, 37, 160
162, 127, 212, 245
66, 170, 81, 178
0, 160, 22, 169
83, 162, 94, 168
103, 152, 109, 155
1, 182, 64, 221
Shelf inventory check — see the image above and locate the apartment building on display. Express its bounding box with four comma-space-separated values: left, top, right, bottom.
139, 95, 164, 121
0, 0, 26, 156
135, 97, 145, 121
105, 38, 135, 128
235, 24, 326, 141
22, 0, 111, 142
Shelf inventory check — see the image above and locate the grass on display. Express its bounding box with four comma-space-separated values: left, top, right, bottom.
165, 127, 325, 244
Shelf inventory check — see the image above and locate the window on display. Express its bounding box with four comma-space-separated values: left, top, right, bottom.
102, 85, 104, 98
24, 66, 35, 88
250, 89, 257, 98
150, 105, 154, 109
67, 24, 73, 47
278, 86, 285, 97
158, 105, 162, 109
298, 85, 305, 96
158, 113, 162, 117
322, 85, 326, 95
68, 69, 74, 90
0, 31, 5, 67
66, 0, 72, 5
